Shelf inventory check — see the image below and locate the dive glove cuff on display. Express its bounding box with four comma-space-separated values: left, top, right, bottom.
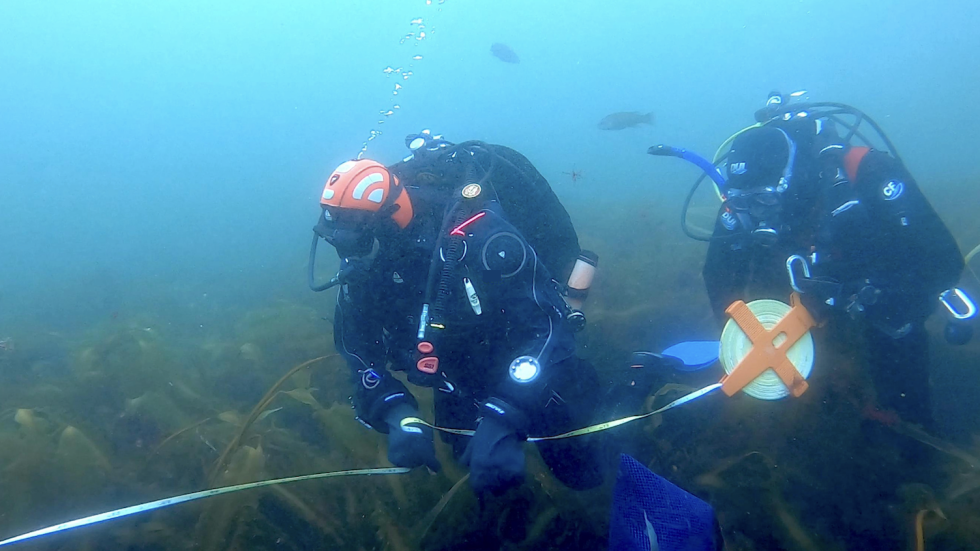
481, 397, 530, 440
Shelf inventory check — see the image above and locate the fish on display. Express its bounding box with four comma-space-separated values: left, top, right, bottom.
643, 510, 660, 551
598, 111, 654, 130
490, 43, 520, 64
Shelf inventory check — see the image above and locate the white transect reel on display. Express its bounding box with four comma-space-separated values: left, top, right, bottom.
719, 299, 815, 400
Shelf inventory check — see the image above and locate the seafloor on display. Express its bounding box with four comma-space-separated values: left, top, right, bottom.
0, 182, 977, 551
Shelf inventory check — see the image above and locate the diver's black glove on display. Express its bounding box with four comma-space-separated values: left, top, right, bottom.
795, 275, 844, 321
383, 404, 441, 472
462, 399, 528, 496
796, 274, 881, 320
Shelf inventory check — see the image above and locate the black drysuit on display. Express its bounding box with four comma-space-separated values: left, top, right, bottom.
333, 145, 603, 489
704, 146, 963, 426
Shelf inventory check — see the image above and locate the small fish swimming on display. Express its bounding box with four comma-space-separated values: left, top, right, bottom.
490, 42, 520, 64
644, 510, 660, 551
598, 111, 654, 130
562, 168, 583, 183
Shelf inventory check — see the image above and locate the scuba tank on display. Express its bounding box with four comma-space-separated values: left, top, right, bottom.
563, 250, 599, 331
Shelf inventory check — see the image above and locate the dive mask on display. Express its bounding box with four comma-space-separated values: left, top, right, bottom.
722, 125, 797, 245
724, 186, 782, 214
722, 188, 783, 246
315, 208, 377, 259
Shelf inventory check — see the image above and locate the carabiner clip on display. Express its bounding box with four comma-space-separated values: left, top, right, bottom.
940, 288, 977, 320
786, 255, 811, 293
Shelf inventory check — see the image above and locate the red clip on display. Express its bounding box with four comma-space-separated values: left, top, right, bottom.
417, 356, 439, 374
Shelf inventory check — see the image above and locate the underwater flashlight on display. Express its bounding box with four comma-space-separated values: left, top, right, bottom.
509, 355, 540, 383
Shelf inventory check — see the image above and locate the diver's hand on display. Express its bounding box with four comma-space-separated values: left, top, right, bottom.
798, 276, 880, 321
462, 399, 528, 496
383, 404, 441, 472
796, 275, 844, 320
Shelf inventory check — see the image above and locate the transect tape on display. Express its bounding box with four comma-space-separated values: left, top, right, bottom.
719, 295, 815, 400
0, 467, 410, 548
402, 383, 724, 441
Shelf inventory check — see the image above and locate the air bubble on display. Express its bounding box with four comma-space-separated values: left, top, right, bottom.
361, 0, 447, 159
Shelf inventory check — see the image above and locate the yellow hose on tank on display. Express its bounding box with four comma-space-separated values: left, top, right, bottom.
965, 242, 980, 285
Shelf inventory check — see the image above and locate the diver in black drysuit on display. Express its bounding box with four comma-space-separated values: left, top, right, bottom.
318, 139, 604, 496
702, 117, 964, 427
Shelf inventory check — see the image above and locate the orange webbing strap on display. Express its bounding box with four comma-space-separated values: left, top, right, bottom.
843, 146, 870, 183
719, 293, 816, 398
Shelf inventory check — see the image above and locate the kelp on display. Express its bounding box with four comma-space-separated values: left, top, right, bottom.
693, 450, 834, 551
13, 408, 52, 437
890, 422, 980, 470
695, 451, 777, 490
195, 444, 269, 551
268, 485, 345, 546
2, 276, 980, 551
208, 354, 334, 485
233, 302, 333, 364
412, 473, 470, 545
71, 322, 177, 399
947, 470, 980, 502
898, 484, 947, 551
57, 425, 112, 472
941, 436, 980, 504
313, 402, 387, 467
146, 417, 212, 461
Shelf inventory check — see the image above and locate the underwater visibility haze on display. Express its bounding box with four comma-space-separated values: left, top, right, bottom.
1, 0, 979, 549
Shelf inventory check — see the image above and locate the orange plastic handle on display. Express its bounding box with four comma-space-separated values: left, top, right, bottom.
719, 293, 816, 398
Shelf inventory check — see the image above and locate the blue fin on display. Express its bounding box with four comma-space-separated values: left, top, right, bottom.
610, 454, 719, 551
660, 341, 719, 372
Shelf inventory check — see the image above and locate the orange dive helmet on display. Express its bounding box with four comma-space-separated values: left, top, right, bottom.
320, 159, 414, 229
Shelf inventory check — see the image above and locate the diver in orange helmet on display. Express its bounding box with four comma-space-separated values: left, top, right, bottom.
310, 132, 603, 498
